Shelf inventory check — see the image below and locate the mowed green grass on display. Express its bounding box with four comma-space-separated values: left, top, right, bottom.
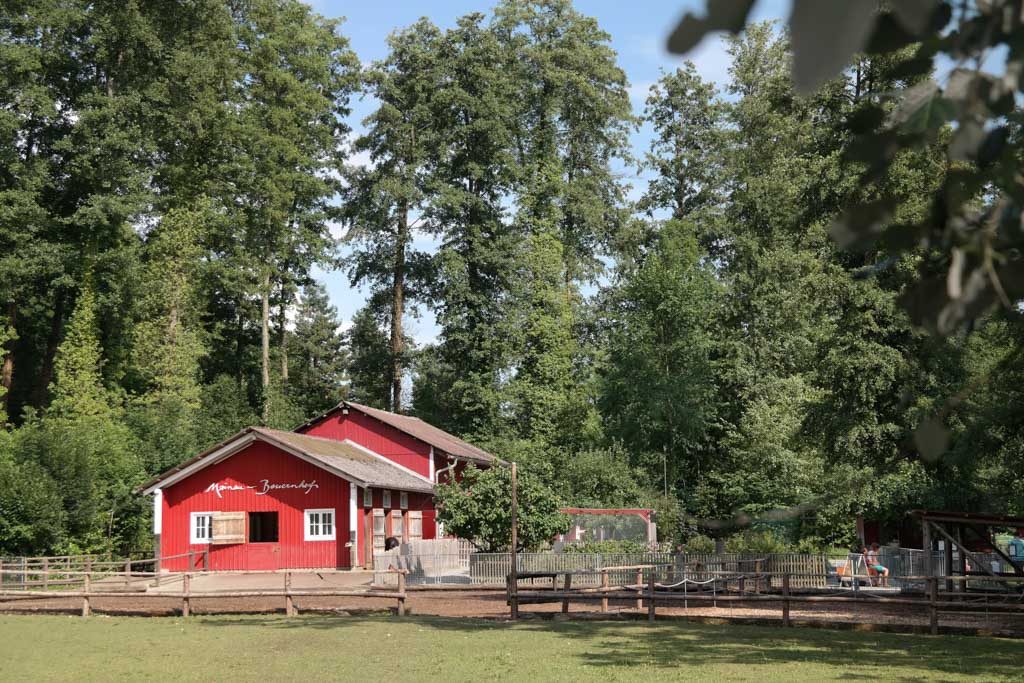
1, 614, 1022, 682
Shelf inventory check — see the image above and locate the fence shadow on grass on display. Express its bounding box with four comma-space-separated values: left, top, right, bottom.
199, 613, 1024, 680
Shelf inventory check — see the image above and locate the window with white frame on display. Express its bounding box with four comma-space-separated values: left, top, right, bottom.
400, 491, 408, 510
190, 512, 214, 544
305, 508, 336, 541
363, 487, 372, 507
382, 490, 391, 508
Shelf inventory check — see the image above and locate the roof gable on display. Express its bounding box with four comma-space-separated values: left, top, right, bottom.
139, 427, 434, 494
296, 401, 498, 465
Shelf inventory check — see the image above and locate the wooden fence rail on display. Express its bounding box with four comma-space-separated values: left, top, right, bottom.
511, 569, 1024, 634
0, 569, 408, 618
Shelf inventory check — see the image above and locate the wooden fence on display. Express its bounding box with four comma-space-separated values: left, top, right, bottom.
375, 550, 832, 588
0, 551, 210, 591
510, 568, 1024, 634
0, 567, 408, 618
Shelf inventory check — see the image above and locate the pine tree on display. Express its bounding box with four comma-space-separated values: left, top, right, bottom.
289, 282, 349, 416
346, 305, 392, 410
48, 283, 113, 419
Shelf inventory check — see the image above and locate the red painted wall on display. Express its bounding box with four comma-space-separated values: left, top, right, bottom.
299, 410, 432, 478
161, 442, 351, 571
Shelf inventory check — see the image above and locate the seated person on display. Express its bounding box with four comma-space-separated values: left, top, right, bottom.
867, 542, 889, 587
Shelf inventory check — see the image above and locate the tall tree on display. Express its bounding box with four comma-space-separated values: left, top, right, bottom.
227, 0, 357, 422
342, 20, 441, 412
417, 14, 521, 437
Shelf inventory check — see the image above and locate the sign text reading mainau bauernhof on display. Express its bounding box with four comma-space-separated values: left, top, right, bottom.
204, 479, 319, 498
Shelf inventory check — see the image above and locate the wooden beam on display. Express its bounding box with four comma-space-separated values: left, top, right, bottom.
964, 525, 1024, 576
929, 521, 1001, 580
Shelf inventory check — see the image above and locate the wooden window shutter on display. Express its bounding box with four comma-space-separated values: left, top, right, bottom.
372, 509, 386, 552
391, 509, 403, 539
211, 512, 245, 545
408, 511, 423, 541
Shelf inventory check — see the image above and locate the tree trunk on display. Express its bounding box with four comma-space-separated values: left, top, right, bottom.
278, 281, 289, 383
1, 301, 16, 416
34, 290, 65, 408
261, 270, 271, 424
390, 201, 408, 412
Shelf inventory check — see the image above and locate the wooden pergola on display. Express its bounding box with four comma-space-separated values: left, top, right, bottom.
911, 510, 1024, 591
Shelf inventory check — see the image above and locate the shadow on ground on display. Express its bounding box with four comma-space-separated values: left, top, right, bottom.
200, 613, 1023, 681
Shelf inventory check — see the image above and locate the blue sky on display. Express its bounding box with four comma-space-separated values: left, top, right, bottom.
306, 0, 791, 343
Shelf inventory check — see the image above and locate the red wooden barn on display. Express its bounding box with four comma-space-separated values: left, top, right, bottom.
139, 401, 496, 571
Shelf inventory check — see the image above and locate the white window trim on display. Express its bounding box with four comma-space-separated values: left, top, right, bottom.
400, 492, 408, 510
382, 490, 391, 508
190, 511, 214, 545
363, 486, 372, 507
304, 508, 336, 541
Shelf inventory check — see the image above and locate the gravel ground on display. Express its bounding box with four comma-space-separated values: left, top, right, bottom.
2, 589, 1023, 635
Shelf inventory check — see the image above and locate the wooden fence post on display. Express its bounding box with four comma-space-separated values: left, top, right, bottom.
928, 576, 938, 635
636, 568, 644, 610
124, 559, 131, 588
600, 570, 609, 613
204, 548, 210, 571
782, 573, 791, 627
182, 573, 191, 617
82, 573, 91, 617
754, 560, 762, 593
42, 558, 48, 590
187, 550, 194, 572
647, 570, 656, 622
397, 571, 406, 617
285, 571, 294, 617
561, 573, 571, 614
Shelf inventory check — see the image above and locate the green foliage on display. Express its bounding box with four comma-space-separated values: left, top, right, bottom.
680, 534, 716, 554
563, 540, 662, 554
434, 464, 568, 552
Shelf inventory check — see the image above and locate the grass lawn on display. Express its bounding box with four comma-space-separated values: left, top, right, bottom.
1, 614, 1022, 682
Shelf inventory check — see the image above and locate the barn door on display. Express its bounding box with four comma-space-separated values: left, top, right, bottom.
372, 509, 386, 556
211, 512, 245, 545
408, 511, 423, 542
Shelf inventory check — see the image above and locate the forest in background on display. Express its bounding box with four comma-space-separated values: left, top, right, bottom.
2, 0, 1022, 556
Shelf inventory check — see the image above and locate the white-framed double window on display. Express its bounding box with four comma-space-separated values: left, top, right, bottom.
304, 508, 336, 541
363, 487, 372, 507
382, 490, 392, 508
190, 512, 214, 544
400, 492, 408, 510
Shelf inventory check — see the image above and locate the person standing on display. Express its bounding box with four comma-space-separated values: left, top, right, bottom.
1009, 529, 1024, 565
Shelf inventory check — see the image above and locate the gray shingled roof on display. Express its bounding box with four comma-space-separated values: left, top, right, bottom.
253, 428, 435, 493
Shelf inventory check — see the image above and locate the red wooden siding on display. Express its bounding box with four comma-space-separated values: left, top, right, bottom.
299, 410, 432, 478
161, 442, 351, 571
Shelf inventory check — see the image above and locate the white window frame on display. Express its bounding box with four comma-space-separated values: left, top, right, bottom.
363, 486, 372, 507
304, 508, 336, 541
382, 490, 391, 508
190, 512, 214, 544
400, 491, 408, 510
